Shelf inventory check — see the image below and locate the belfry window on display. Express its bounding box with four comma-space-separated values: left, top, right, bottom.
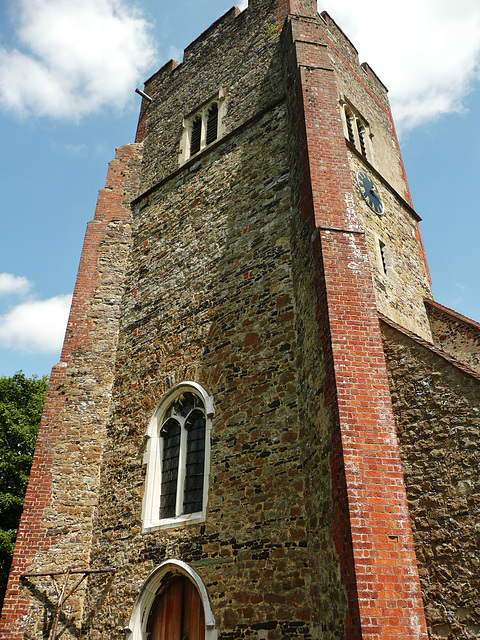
142, 382, 214, 530
377, 238, 388, 276
341, 100, 372, 161
179, 90, 226, 164
190, 116, 202, 156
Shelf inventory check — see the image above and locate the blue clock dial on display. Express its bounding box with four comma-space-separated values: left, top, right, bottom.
356, 169, 384, 215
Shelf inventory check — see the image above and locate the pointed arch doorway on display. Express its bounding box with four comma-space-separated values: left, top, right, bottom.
146, 574, 205, 640
125, 560, 217, 640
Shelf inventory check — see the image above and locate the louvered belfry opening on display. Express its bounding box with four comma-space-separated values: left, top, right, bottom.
146, 574, 205, 640
190, 116, 202, 156
358, 124, 367, 157
206, 102, 218, 146
346, 109, 356, 145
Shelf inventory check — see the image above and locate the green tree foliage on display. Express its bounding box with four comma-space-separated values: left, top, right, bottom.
0, 372, 48, 606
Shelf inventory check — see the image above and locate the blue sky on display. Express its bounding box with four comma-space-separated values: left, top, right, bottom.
1, 0, 480, 378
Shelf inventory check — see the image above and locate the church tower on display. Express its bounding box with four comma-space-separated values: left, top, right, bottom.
2, 1, 479, 639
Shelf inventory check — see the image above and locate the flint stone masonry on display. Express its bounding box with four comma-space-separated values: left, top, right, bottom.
85, 98, 345, 639
0, 143, 142, 640
426, 299, 480, 375
381, 319, 480, 640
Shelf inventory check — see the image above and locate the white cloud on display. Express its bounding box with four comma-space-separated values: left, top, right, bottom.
318, 0, 480, 131
0, 294, 72, 353
238, 0, 248, 10
0, 273, 32, 296
0, 0, 157, 119
168, 45, 183, 63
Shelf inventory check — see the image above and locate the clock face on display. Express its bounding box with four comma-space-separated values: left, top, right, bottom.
356, 169, 384, 215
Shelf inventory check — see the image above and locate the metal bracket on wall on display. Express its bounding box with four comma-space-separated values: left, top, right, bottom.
21, 566, 116, 640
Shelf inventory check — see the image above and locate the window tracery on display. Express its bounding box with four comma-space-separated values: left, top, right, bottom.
142, 382, 213, 530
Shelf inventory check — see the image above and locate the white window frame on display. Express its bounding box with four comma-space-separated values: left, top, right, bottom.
124, 559, 218, 640
141, 381, 214, 531
340, 98, 373, 162
179, 89, 226, 164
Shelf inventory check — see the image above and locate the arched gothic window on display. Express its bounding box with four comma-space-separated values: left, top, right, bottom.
142, 382, 214, 530
125, 560, 217, 640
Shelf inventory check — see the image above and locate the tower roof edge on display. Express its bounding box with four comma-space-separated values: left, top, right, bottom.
248, 0, 318, 20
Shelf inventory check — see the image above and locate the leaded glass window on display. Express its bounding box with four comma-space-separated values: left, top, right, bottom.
159, 391, 206, 520
159, 420, 181, 519
142, 382, 213, 530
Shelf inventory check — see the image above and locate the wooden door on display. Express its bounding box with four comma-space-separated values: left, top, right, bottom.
147, 575, 205, 640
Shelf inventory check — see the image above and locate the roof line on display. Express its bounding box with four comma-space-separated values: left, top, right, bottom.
424, 298, 480, 332
378, 312, 480, 383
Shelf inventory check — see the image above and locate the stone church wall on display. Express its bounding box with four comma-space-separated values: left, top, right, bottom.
0, 143, 143, 640
381, 320, 480, 640
426, 299, 480, 375
5, 2, 470, 638
82, 3, 345, 638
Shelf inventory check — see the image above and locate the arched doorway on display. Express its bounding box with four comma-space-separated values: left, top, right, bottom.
125, 560, 217, 640
146, 574, 205, 640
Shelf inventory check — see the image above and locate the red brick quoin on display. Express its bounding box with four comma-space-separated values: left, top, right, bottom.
282, 14, 429, 640
0, 144, 141, 640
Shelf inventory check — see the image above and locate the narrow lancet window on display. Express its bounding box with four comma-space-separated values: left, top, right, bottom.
205, 102, 219, 146
378, 239, 388, 276
190, 116, 202, 156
